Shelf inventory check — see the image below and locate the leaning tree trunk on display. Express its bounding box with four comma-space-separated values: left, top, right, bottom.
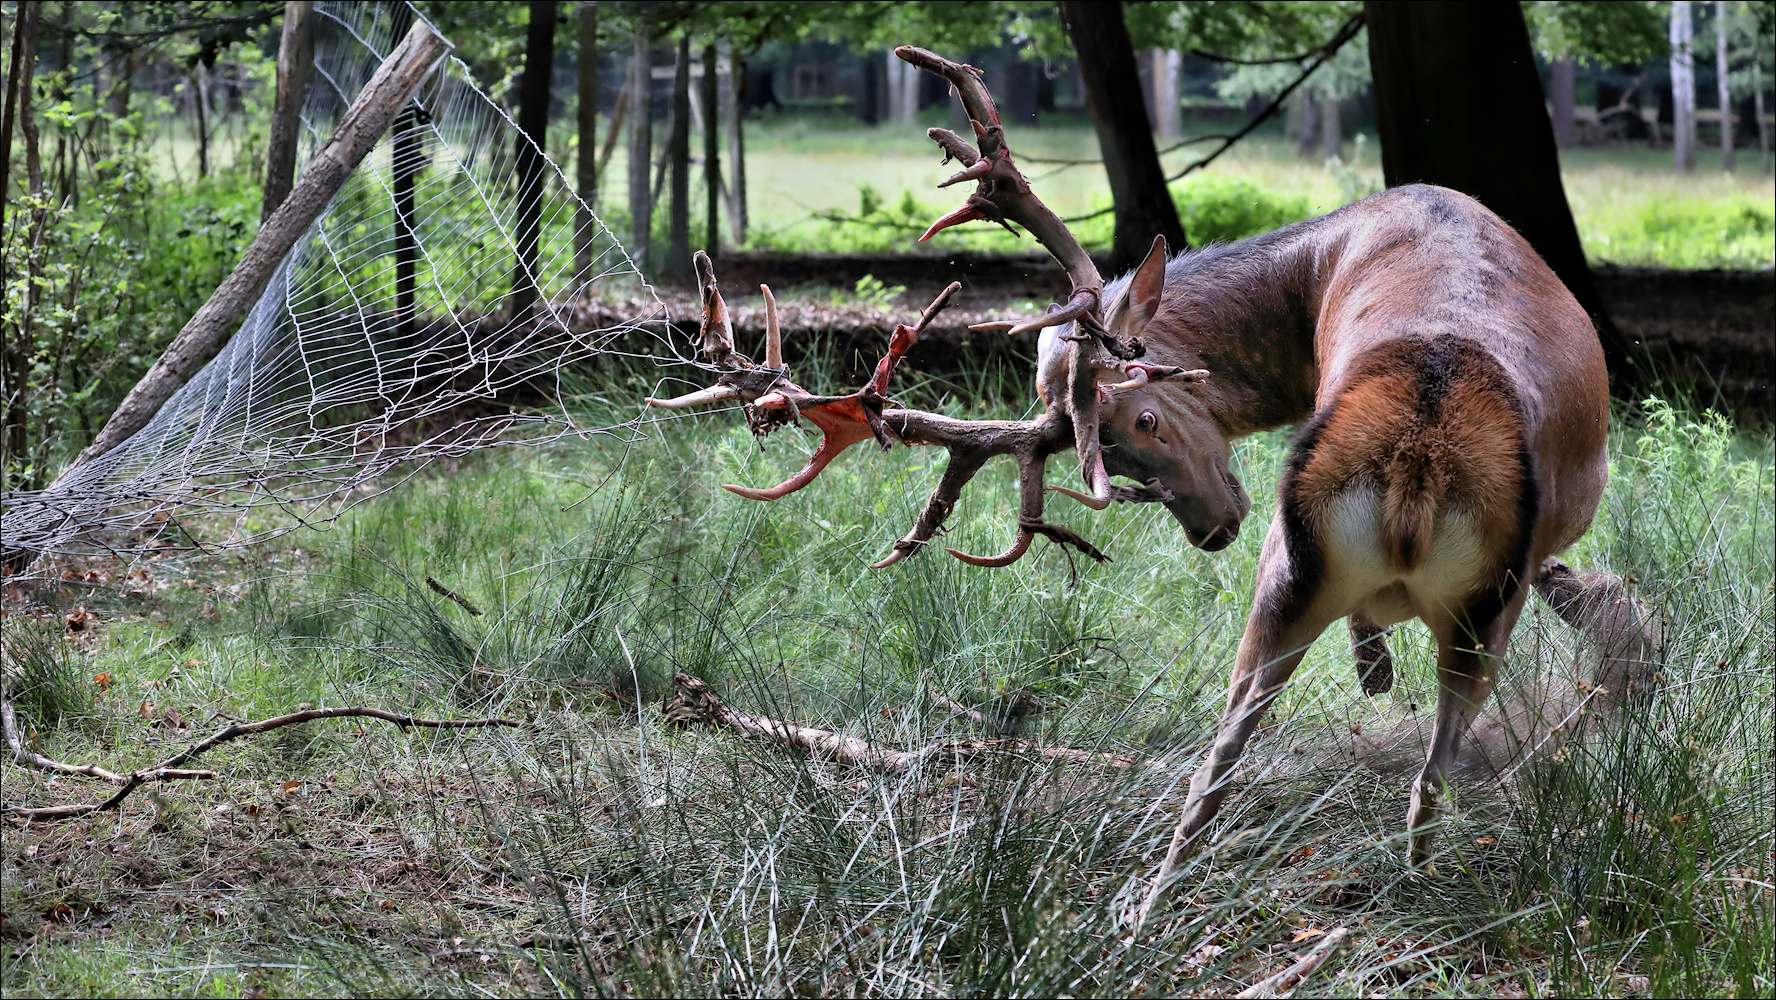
663, 32, 692, 277
1365, 0, 1639, 391
574, 0, 598, 273
194, 59, 212, 178
509, 0, 556, 318
1716, 0, 1734, 171
1062, 0, 1187, 273
263, 1, 314, 223
1671, 0, 1696, 171
627, 24, 652, 269
701, 41, 720, 254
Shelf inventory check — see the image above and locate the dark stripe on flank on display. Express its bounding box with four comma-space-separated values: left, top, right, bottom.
1273, 401, 1335, 626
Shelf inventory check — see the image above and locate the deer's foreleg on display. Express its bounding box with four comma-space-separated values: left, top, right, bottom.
1349, 611, 1394, 696
1140, 515, 1340, 923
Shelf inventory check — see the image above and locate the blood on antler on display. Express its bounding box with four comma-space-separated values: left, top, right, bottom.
647, 48, 1209, 569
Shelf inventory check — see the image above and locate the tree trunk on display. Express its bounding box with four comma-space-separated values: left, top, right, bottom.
1320, 89, 1341, 159
574, 0, 598, 273
106, 48, 133, 117
726, 42, 747, 244
1671, 0, 1695, 171
194, 60, 212, 178
2, 0, 40, 487
1716, 0, 1734, 171
1062, 0, 1187, 273
1550, 58, 1576, 148
1756, 57, 1770, 172
65, 22, 448, 473
509, 0, 556, 318
263, 1, 313, 222
663, 33, 692, 277
702, 41, 720, 253
1297, 86, 1320, 157
596, 76, 626, 185
1365, 1, 1636, 389
1152, 48, 1181, 141
627, 26, 652, 268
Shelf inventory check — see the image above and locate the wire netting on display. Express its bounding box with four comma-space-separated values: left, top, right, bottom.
1, 1, 691, 576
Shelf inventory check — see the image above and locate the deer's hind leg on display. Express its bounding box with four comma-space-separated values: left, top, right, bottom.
1407, 586, 1528, 867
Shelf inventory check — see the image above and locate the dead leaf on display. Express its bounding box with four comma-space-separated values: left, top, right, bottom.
24, 844, 38, 859
379, 900, 398, 911
138, 700, 155, 718
92, 672, 114, 692
161, 706, 184, 729
43, 903, 73, 923
1292, 927, 1325, 943
279, 780, 302, 795
1476, 837, 1498, 846
63, 608, 89, 633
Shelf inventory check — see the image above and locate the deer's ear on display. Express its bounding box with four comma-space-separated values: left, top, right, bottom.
1128, 234, 1168, 330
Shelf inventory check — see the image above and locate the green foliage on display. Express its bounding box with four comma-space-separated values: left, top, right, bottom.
1522, 0, 1668, 64
1582, 191, 1775, 269
1171, 173, 1314, 244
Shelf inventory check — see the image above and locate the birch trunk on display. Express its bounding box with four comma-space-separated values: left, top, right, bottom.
1671, 0, 1695, 172
1717, 0, 1734, 171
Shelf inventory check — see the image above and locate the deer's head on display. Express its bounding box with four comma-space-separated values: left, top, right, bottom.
1036, 239, 1250, 552
648, 47, 1231, 568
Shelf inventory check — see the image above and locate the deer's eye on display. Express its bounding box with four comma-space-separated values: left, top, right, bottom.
1136, 411, 1158, 434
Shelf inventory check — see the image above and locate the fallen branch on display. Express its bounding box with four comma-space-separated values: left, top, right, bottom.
1234, 927, 1351, 999
3, 704, 519, 823
661, 673, 1135, 773
3, 691, 126, 783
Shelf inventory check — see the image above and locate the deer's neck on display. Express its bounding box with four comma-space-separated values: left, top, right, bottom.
1147, 220, 1338, 437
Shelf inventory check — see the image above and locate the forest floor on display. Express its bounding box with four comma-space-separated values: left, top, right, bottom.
2, 373, 1770, 997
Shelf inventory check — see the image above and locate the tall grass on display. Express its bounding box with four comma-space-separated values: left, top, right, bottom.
2, 375, 1770, 996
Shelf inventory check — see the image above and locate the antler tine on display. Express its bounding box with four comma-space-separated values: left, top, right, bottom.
893, 47, 1102, 304
944, 445, 1045, 567
760, 284, 782, 368
870, 450, 991, 569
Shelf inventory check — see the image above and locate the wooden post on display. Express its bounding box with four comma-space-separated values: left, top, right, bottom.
574, 0, 598, 274
509, 0, 556, 318
664, 32, 691, 277
701, 41, 719, 254
64, 21, 449, 473
262, 1, 314, 223
726, 41, 747, 244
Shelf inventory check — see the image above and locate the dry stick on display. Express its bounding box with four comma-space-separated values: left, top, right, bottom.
1233, 927, 1351, 999
62, 19, 449, 474
661, 673, 1135, 773
3, 706, 519, 823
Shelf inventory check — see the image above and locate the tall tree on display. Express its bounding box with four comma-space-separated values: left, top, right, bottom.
726, 41, 747, 244
1365, 0, 1636, 387
663, 32, 691, 277
1671, 0, 1696, 170
263, 1, 313, 223
510, 0, 556, 317
1061, 0, 1186, 273
575, 0, 598, 274
390, 3, 422, 335
3, 0, 41, 485
1716, 0, 1734, 171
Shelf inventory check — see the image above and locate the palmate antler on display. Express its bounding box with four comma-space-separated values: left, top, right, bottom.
648, 48, 1205, 569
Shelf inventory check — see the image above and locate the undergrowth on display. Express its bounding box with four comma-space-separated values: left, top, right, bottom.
2, 376, 1771, 997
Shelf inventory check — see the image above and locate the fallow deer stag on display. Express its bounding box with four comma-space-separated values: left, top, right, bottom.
650, 47, 1654, 921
